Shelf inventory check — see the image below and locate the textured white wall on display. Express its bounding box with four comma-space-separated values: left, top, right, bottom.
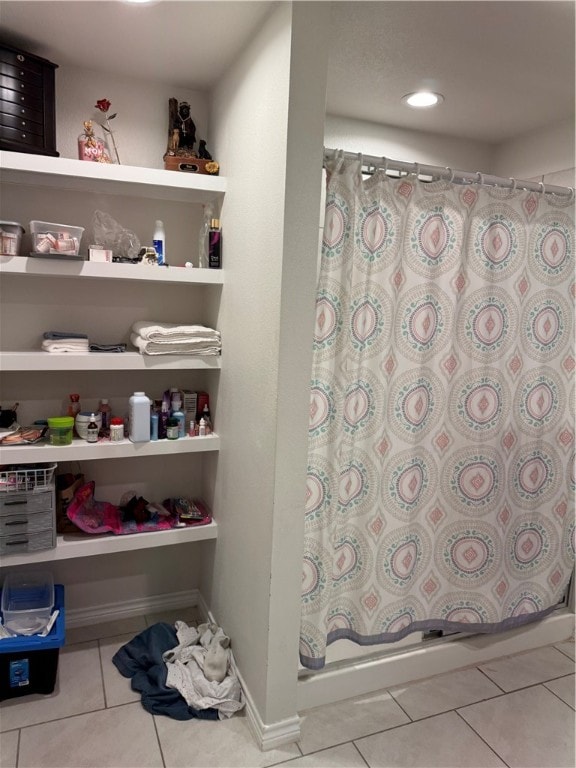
492, 117, 575, 184
205, 2, 293, 720
324, 115, 495, 172
54, 64, 208, 169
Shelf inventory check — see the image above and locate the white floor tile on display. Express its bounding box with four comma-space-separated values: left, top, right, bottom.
275, 742, 366, 767
458, 684, 575, 768
0, 641, 105, 732
17, 702, 163, 768
66, 615, 147, 645
544, 674, 575, 709
389, 667, 501, 720
555, 638, 576, 661
355, 710, 505, 768
298, 690, 409, 755
155, 711, 300, 767
99, 633, 142, 708
478, 645, 574, 691
0, 729, 19, 768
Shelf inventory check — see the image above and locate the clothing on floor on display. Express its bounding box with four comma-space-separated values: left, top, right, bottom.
112, 622, 219, 721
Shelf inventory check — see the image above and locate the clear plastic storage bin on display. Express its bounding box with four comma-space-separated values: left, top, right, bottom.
30, 220, 84, 258
1, 571, 55, 636
0, 221, 25, 256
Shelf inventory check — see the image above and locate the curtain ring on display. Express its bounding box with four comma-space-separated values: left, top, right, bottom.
509, 177, 517, 192
568, 187, 575, 203
413, 162, 420, 177
445, 167, 455, 183
538, 181, 546, 195
476, 171, 484, 186
381, 156, 388, 172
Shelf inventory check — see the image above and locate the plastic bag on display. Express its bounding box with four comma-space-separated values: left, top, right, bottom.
92, 210, 140, 260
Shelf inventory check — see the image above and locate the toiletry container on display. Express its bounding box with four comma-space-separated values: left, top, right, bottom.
129, 392, 150, 442
171, 398, 186, 438
98, 399, 111, 430
153, 220, 165, 265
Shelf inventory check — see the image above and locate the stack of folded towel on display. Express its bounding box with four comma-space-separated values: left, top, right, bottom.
42, 331, 89, 353
130, 321, 221, 356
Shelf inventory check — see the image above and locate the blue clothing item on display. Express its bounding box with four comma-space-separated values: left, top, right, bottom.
112, 622, 218, 721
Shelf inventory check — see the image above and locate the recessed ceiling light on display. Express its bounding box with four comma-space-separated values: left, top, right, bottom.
402, 91, 444, 108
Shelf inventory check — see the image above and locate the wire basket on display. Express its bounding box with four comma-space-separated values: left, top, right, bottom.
0, 463, 57, 494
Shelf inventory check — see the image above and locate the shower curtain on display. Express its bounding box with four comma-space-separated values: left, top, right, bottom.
300, 152, 575, 670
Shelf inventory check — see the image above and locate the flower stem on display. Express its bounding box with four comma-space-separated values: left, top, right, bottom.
106, 117, 121, 164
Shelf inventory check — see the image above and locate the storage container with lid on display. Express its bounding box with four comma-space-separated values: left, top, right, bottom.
47, 416, 74, 446
0, 221, 25, 256
1, 571, 54, 635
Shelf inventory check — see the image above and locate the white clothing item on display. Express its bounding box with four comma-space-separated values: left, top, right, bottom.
166, 657, 244, 720
131, 321, 221, 343
162, 621, 199, 664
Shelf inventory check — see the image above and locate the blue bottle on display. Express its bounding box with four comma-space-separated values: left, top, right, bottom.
171, 398, 186, 438
150, 412, 159, 441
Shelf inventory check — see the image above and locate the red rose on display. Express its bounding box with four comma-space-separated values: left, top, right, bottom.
95, 99, 111, 113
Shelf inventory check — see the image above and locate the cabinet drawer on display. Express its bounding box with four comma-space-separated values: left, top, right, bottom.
0, 124, 45, 148
0, 111, 43, 135
0, 508, 55, 535
0, 74, 43, 100
0, 48, 43, 76
0, 490, 54, 516
0, 528, 56, 555
0, 97, 43, 123
0, 86, 43, 112
0, 61, 43, 86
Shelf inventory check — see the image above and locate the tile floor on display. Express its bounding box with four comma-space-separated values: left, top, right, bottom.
0, 609, 574, 768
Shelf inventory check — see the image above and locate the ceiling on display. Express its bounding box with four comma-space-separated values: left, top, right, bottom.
1, 0, 574, 145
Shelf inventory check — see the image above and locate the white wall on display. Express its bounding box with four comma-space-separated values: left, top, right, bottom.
325, 115, 495, 171
54, 65, 208, 169
492, 117, 575, 184
204, 1, 330, 732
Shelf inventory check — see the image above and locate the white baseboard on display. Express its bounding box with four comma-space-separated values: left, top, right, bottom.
66, 588, 200, 627
297, 609, 575, 711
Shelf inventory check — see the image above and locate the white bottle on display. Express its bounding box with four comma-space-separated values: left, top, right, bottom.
153, 220, 165, 265
129, 392, 151, 442
198, 417, 207, 437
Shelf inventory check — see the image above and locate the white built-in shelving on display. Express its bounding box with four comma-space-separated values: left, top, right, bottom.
0, 151, 225, 563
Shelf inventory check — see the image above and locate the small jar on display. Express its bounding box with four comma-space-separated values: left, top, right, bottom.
166, 416, 179, 440
110, 417, 125, 442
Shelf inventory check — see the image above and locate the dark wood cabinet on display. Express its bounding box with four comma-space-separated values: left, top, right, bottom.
0, 44, 58, 156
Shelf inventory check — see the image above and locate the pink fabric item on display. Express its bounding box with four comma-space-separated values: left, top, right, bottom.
66, 481, 175, 535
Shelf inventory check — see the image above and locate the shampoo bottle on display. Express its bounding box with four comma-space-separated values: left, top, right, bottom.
171, 398, 186, 438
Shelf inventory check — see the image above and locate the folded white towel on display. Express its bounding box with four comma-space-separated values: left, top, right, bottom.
132, 321, 220, 343
130, 334, 221, 356
41, 339, 90, 353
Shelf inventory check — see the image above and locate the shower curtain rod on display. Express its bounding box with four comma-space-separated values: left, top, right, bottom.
323, 148, 574, 198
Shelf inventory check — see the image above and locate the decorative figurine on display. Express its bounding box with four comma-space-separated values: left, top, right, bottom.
163, 97, 219, 176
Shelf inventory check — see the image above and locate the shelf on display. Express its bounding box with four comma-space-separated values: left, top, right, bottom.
0, 521, 218, 566
0, 256, 224, 284
0, 351, 222, 372
0, 151, 226, 203
0, 434, 220, 463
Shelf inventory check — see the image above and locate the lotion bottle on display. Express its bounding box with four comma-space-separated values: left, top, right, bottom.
129, 392, 151, 442
171, 398, 186, 438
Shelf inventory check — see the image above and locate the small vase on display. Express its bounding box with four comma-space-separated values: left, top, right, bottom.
78, 121, 111, 163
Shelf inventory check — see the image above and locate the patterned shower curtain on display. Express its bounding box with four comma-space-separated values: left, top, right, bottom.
299, 152, 575, 670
